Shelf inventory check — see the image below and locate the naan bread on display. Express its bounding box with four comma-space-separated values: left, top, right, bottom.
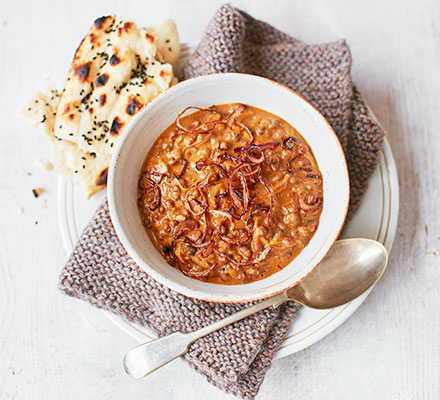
147, 19, 180, 72
21, 87, 112, 189
21, 16, 180, 197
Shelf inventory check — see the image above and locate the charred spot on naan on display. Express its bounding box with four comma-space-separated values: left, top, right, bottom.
159, 69, 171, 79
74, 62, 91, 82
98, 94, 106, 106
109, 50, 121, 66
94, 16, 111, 30
145, 32, 155, 43
96, 168, 108, 186
126, 96, 143, 116
110, 117, 124, 135
95, 73, 109, 87
118, 22, 133, 36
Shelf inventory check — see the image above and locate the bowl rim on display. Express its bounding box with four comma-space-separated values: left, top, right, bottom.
108, 72, 350, 303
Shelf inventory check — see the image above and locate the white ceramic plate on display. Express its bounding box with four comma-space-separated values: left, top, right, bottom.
57, 43, 398, 356
57, 136, 398, 357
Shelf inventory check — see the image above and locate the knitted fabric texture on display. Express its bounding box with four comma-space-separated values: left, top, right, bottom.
183, 6, 384, 217
59, 5, 384, 399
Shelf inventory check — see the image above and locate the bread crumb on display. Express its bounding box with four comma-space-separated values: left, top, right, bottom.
32, 188, 44, 198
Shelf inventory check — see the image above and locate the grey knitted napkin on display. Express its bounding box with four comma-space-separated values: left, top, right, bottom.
60, 5, 384, 399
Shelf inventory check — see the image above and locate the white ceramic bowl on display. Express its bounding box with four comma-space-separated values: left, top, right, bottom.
108, 73, 349, 303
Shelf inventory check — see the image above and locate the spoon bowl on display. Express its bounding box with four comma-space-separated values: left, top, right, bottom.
286, 238, 388, 309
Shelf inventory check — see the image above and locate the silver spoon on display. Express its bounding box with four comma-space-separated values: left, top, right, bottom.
124, 238, 388, 379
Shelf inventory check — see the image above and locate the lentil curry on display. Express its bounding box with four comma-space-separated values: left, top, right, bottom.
137, 104, 323, 284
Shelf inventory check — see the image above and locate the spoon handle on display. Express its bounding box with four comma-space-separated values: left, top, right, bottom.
124, 331, 193, 379
194, 291, 288, 338
123, 291, 288, 379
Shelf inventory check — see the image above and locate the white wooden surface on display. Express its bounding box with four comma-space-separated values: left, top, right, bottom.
1, 0, 439, 399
